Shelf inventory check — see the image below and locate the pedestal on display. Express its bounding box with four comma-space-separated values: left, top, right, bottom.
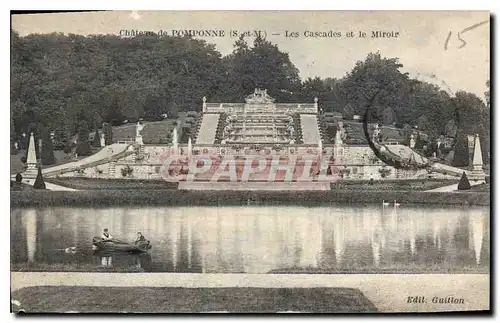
24, 163, 38, 178
471, 166, 486, 182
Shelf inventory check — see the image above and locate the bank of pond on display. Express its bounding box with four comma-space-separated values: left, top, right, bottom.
11, 188, 489, 207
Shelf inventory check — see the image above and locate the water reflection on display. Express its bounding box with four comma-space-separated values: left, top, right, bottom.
11, 206, 489, 273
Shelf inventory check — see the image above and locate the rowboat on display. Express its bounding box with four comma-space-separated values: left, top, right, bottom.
92, 236, 152, 253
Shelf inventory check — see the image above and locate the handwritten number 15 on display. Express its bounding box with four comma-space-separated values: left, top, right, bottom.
444, 19, 489, 50
444, 31, 466, 50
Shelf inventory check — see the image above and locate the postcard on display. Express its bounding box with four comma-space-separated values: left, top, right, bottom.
10, 10, 490, 313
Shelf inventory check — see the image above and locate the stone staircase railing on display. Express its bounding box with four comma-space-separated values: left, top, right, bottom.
317, 115, 327, 144
191, 115, 204, 143
214, 113, 228, 144
292, 113, 303, 144
43, 144, 135, 178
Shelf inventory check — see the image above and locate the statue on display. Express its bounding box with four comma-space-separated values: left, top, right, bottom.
409, 134, 415, 149
373, 124, 381, 142
135, 121, 144, 144
100, 133, 106, 147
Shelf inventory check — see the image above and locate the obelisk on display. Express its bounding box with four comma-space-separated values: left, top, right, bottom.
471, 134, 486, 181
25, 133, 38, 178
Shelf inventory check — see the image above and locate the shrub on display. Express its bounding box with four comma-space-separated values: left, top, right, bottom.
457, 172, 471, 190
342, 103, 354, 120
33, 167, 46, 189
379, 167, 391, 178
121, 165, 133, 177
452, 130, 470, 167
76, 121, 92, 156
339, 167, 351, 178
103, 123, 113, 146
91, 128, 101, 147
41, 127, 55, 165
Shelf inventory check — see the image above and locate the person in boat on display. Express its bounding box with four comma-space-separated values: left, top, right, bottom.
101, 228, 113, 241
135, 231, 146, 245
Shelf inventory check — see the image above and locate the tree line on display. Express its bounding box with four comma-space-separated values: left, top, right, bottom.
11, 30, 490, 165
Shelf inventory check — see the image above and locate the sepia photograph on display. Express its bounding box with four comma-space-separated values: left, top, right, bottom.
9, 10, 490, 314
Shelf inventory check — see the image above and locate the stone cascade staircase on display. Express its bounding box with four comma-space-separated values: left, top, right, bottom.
299, 114, 322, 144
195, 113, 220, 144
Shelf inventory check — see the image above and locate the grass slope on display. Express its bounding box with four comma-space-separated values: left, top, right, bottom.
12, 286, 377, 313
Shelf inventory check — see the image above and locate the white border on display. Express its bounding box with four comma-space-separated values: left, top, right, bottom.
4, 1, 497, 322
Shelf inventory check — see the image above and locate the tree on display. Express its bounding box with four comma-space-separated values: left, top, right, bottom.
40, 127, 55, 165
144, 94, 166, 121
382, 106, 395, 125
223, 35, 301, 102
342, 52, 410, 118
414, 133, 424, 150
103, 123, 113, 146
167, 104, 179, 119
33, 166, 46, 189
91, 126, 101, 147
457, 172, 471, 190
452, 130, 469, 167
76, 120, 91, 156
444, 119, 458, 138
417, 115, 433, 134
342, 103, 355, 120
299, 77, 329, 102
10, 31, 490, 159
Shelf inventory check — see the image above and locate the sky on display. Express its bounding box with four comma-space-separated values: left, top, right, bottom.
12, 11, 490, 100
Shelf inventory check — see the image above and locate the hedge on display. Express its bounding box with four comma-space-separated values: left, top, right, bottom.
11, 189, 489, 207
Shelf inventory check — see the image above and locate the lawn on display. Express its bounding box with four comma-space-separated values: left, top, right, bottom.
11, 286, 377, 313
331, 179, 457, 191
46, 178, 179, 190
467, 183, 490, 192
112, 116, 191, 145
11, 188, 490, 207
